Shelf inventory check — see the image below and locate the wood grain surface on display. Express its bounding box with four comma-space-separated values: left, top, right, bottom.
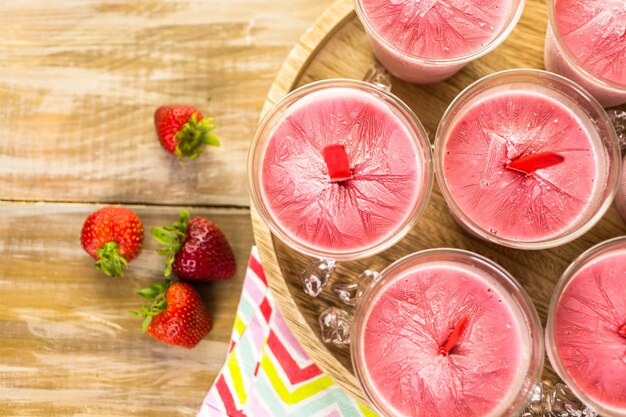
252, 0, 626, 407
0, 204, 254, 416
0, 0, 334, 208
0, 0, 334, 416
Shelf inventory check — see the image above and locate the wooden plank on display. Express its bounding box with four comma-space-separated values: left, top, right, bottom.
0, 0, 334, 207
0, 202, 255, 416
252, 0, 626, 407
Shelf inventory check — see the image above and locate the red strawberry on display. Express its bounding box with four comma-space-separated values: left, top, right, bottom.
151, 210, 236, 281
80, 206, 144, 277
132, 280, 212, 348
154, 105, 220, 160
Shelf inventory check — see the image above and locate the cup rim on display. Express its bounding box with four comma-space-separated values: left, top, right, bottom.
433, 68, 622, 250
353, 0, 526, 66
547, 0, 626, 93
545, 236, 626, 417
350, 248, 544, 417
248, 78, 434, 261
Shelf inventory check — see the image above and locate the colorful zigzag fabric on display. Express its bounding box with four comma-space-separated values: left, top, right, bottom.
198, 247, 378, 417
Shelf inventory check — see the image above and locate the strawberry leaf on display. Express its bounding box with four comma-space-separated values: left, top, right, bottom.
137, 282, 164, 300
142, 316, 153, 333
203, 133, 220, 147
151, 210, 190, 277
164, 256, 175, 278
174, 113, 220, 160
132, 279, 170, 333
151, 227, 179, 246
179, 210, 190, 227
95, 242, 128, 277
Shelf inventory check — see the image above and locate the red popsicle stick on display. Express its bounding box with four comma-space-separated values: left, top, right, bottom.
440, 315, 469, 356
506, 152, 564, 175
323, 144, 352, 182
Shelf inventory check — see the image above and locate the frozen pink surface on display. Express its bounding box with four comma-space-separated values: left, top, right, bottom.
360, 0, 510, 59
544, 27, 626, 108
359, 0, 514, 83
443, 90, 598, 242
261, 87, 421, 254
544, 0, 626, 107
554, 249, 626, 412
554, 0, 626, 86
362, 262, 525, 417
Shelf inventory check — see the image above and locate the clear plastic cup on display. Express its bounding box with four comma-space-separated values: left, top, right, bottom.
434, 69, 621, 250
351, 248, 544, 417
546, 237, 626, 417
354, 0, 525, 84
544, 0, 626, 108
544, 0, 626, 107
248, 79, 433, 262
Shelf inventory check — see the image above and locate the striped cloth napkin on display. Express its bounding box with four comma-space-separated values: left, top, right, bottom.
198, 247, 378, 417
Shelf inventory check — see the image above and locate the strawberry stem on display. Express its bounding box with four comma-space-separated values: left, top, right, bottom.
151, 210, 190, 277
619, 323, 626, 340
95, 242, 128, 277
506, 152, 564, 175
174, 113, 220, 161
131, 279, 170, 332
440, 315, 469, 356
323, 145, 352, 182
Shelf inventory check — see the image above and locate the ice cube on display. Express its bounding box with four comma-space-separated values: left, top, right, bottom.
364, 63, 392, 91
301, 259, 336, 297
520, 383, 545, 417
319, 307, 352, 345
332, 269, 379, 306
547, 383, 597, 417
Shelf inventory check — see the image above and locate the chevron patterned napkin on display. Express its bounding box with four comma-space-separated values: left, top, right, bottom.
198, 247, 378, 417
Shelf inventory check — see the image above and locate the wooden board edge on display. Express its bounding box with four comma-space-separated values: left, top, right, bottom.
261, 0, 355, 114
250, 0, 371, 406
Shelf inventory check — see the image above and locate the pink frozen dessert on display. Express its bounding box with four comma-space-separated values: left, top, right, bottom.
545, 0, 626, 107
356, 0, 523, 83
551, 245, 626, 415
357, 260, 532, 417
257, 82, 431, 258
441, 89, 600, 245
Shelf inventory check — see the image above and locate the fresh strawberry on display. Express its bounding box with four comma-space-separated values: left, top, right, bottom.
151, 210, 236, 281
132, 280, 212, 348
154, 105, 220, 160
80, 206, 144, 277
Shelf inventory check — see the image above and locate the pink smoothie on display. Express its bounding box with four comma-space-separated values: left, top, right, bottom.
260, 87, 423, 255
553, 248, 626, 414
360, 261, 528, 417
357, 0, 516, 83
545, 0, 626, 107
442, 89, 600, 243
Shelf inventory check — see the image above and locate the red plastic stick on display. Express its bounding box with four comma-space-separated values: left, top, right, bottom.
323, 145, 352, 182
440, 315, 469, 356
506, 152, 564, 175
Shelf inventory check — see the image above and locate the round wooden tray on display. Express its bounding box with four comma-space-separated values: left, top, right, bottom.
251, 0, 626, 407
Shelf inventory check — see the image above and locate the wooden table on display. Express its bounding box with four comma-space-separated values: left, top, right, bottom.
0, 1, 334, 415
